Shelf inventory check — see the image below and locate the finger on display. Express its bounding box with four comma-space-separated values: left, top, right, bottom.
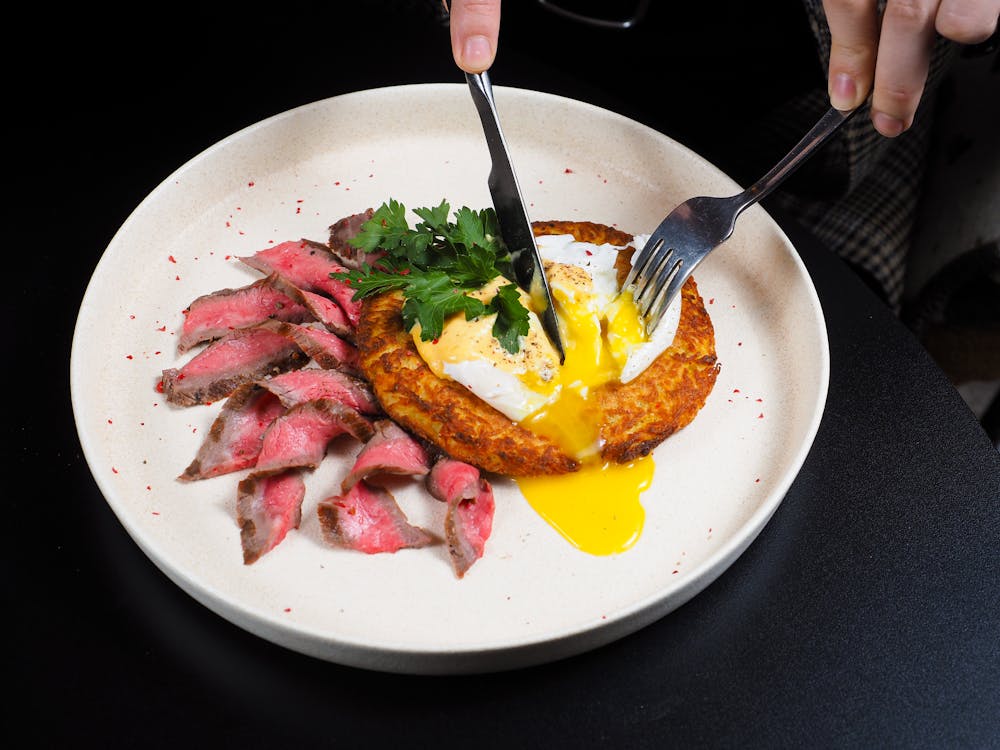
449, 0, 502, 73
935, 0, 1000, 43
823, 0, 881, 110
871, 0, 939, 136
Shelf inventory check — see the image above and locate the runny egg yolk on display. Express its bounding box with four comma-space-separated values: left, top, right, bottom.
517, 260, 652, 555
517, 455, 655, 555
412, 235, 663, 556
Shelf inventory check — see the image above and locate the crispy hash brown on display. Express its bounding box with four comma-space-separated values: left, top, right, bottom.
355, 220, 719, 476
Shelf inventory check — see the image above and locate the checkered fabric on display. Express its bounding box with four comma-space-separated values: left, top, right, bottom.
771, 1, 958, 310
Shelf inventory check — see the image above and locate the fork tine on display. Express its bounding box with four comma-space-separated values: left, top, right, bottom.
625, 235, 671, 308
636, 246, 680, 317
645, 265, 689, 335
622, 235, 662, 292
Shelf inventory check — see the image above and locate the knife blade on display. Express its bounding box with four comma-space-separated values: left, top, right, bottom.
465, 71, 566, 364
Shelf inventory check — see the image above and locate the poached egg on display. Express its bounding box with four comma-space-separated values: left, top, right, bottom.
412, 233, 681, 555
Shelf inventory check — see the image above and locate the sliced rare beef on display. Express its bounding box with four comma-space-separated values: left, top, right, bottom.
444, 479, 495, 578
160, 324, 308, 406
256, 320, 361, 375
254, 397, 375, 474
426, 457, 483, 504
327, 208, 384, 269
239, 239, 363, 327
266, 274, 354, 338
257, 368, 380, 415
237, 469, 306, 564
177, 275, 312, 352
341, 419, 431, 491
179, 384, 286, 481
427, 457, 496, 578
316, 479, 436, 554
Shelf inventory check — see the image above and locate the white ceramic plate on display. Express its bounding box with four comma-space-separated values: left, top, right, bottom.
71, 84, 828, 674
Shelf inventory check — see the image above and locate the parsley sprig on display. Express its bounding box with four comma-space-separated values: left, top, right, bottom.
331, 199, 531, 353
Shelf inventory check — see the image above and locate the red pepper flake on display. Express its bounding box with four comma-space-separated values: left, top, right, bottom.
585, 250, 593, 256
107, 419, 113, 424
538, 179, 544, 184
708, 298, 715, 305
756, 398, 763, 403
175, 275, 181, 281
295, 207, 301, 214
564, 168, 573, 173
733, 388, 740, 393
672, 570, 679, 575
248, 181, 255, 187
112, 467, 119, 474
432, 338, 439, 345
157, 325, 166, 332
226, 220, 231, 228
737, 341, 743, 346
225, 254, 232, 260
334, 181, 341, 186
168, 255, 177, 264
156, 381, 164, 392
126, 354, 134, 360
757, 412, 764, 419
755, 478, 761, 483
130, 314, 136, 320
296, 199, 304, 203
284, 607, 292, 613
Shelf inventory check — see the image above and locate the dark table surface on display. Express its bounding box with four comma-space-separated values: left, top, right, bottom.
11, 4, 1000, 748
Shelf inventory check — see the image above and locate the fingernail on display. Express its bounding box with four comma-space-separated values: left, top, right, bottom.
462, 35, 492, 70
830, 73, 858, 110
872, 111, 906, 137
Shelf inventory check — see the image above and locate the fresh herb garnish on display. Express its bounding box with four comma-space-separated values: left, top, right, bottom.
332, 199, 532, 353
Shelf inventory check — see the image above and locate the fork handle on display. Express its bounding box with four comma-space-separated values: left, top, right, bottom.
735, 106, 858, 213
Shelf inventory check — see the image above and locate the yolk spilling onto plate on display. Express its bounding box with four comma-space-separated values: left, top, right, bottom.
515, 262, 653, 555
413, 234, 670, 556
517, 456, 654, 555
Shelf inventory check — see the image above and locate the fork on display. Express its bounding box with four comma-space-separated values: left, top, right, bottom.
623, 105, 859, 333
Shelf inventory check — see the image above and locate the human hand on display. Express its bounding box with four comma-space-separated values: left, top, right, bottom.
823, 0, 999, 136
447, 0, 502, 73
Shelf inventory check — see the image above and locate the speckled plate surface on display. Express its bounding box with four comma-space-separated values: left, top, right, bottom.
71, 84, 828, 674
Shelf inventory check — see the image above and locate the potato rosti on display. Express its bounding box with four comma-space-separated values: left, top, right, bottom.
355, 220, 718, 476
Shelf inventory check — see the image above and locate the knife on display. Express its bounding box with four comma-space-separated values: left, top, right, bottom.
465, 71, 566, 364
